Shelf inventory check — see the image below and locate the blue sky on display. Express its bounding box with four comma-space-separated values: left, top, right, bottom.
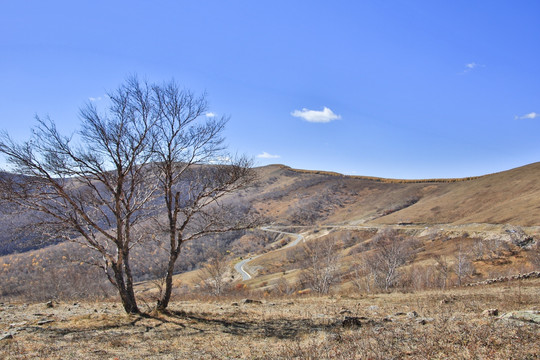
1, 1, 539, 179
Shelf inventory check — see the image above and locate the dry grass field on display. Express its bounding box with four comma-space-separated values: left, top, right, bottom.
1, 279, 539, 359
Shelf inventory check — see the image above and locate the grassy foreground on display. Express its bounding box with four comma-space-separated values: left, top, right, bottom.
1, 279, 539, 359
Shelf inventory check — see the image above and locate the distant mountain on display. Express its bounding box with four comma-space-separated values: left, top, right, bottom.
2, 162, 540, 257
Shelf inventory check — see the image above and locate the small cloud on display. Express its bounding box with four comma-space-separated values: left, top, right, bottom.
461, 62, 484, 74
205, 112, 216, 118
257, 152, 280, 159
515, 112, 539, 120
291, 107, 341, 123
89, 96, 102, 102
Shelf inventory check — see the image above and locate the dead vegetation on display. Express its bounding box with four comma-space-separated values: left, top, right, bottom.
1, 280, 538, 359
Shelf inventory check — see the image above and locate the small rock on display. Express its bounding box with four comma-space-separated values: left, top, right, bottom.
241, 298, 262, 304
45, 301, 54, 308
342, 316, 363, 327
37, 319, 54, 325
482, 309, 499, 317
339, 309, 352, 315
394, 312, 406, 316
231, 302, 239, 306
0, 333, 14, 341
407, 311, 419, 319
368, 305, 379, 311
9, 322, 27, 328
500, 310, 540, 324
383, 316, 393, 322
416, 317, 434, 325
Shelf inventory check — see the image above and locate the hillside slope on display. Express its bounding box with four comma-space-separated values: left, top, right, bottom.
245, 162, 540, 227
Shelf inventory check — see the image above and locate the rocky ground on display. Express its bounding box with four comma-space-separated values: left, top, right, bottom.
1, 279, 539, 359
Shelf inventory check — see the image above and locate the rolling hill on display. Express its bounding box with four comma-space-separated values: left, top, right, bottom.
1, 162, 540, 300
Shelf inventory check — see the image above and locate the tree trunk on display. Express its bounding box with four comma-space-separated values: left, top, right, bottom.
157, 250, 179, 312
112, 263, 140, 314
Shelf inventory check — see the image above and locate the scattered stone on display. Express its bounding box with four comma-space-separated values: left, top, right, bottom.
231, 302, 239, 307
440, 297, 455, 305
327, 333, 342, 342
500, 310, 540, 324
241, 299, 262, 305
45, 301, 54, 308
368, 305, 379, 311
407, 311, 419, 319
383, 316, 393, 322
482, 309, 499, 317
0, 333, 14, 341
37, 319, 54, 325
339, 309, 352, 315
9, 322, 27, 328
416, 317, 434, 325
394, 312, 406, 316
342, 316, 363, 327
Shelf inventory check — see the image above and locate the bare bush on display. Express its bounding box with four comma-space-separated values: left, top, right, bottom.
300, 238, 341, 294
197, 250, 230, 296
364, 229, 416, 291
454, 244, 475, 286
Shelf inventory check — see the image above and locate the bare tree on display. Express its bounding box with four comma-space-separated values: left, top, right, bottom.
434, 255, 450, 289
300, 238, 341, 294
529, 241, 540, 269
0, 78, 156, 313
351, 254, 375, 293
366, 229, 415, 291
150, 80, 257, 311
454, 244, 474, 286
0, 77, 257, 313
198, 249, 230, 296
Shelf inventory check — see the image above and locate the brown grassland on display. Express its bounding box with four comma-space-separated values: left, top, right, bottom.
1, 279, 539, 359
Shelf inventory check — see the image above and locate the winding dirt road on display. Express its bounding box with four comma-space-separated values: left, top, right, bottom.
233, 227, 305, 280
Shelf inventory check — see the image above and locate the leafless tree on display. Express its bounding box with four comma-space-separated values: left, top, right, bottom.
198, 249, 230, 296
0, 77, 257, 313
529, 241, 540, 269
0, 78, 157, 313
350, 254, 375, 293
300, 238, 341, 294
454, 244, 474, 286
150, 80, 257, 311
366, 228, 415, 291
434, 255, 450, 289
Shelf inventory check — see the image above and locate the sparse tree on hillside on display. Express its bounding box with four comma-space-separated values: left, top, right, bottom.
454, 244, 474, 286
198, 249, 230, 296
434, 255, 450, 289
366, 228, 415, 291
301, 238, 341, 294
529, 241, 540, 269
351, 254, 375, 293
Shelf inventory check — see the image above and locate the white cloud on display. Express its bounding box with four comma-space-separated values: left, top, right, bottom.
291, 106, 341, 123
515, 112, 539, 120
462, 62, 485, 74
89, 96, 102, 102
205, 112, 216, 118
257, 152, 280, 159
